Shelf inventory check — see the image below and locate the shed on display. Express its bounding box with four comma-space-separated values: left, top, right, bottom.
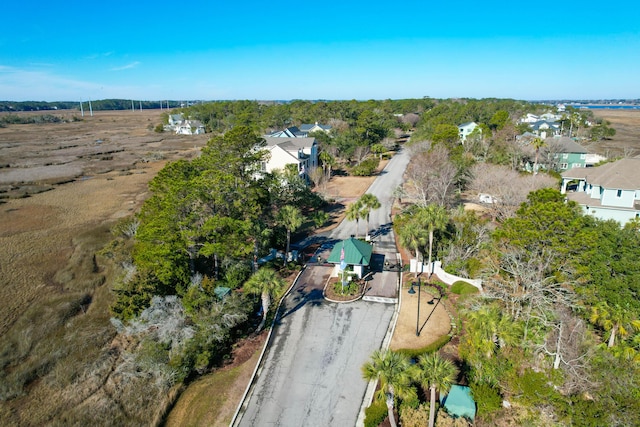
440, 384, 476, 421
326, 237, 373, 278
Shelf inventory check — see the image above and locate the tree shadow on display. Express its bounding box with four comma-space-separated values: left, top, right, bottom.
369, 222, 393, 239
277, 285, 324, 321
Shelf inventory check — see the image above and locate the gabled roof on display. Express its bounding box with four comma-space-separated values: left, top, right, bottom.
531, 120, 560, 130
269, 126, 306, 138
263, 136, 316, 151
562, 158, 640, 190
458, 121, 477, 129
545, 136, 588, 154
327, 237, 373, 266
300, 122, 332, 132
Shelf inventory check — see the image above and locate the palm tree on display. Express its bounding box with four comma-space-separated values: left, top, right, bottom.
362, 350, 416, 427
397, 218, 428, 277
415, 353, 458, 427
531, 137, 546, 174
243, 267, 286, 331
319, 151, 336, 180
359, 193, 381, 238
590, 302, 638, 348
277, 205, 304, 266
417, 204, 449, 278
345, 200, 364, 238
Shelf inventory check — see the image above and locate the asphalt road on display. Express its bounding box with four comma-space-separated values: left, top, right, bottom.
236, 148, 411, 427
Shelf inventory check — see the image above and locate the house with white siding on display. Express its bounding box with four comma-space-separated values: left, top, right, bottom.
458, 122, 479, 142
560, 158, 640, 225
261, 136, 318, 181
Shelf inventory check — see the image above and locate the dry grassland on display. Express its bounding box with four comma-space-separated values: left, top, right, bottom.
589, 109, 640, 157
0, 110, 207, 424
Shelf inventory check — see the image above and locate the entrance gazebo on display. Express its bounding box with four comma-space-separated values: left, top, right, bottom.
326, 237, 373, 279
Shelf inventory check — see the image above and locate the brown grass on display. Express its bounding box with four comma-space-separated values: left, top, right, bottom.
589, 109, 640, 158
0, 110, 207, 424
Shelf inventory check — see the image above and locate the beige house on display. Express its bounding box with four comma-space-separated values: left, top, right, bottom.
262, 136, 318, 180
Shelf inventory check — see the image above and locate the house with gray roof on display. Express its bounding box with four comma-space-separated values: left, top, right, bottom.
544, 136, 588, 171
261, 136, 318, 180
299, 122, 332, 134
267, 122, 332, 138
561, 158, 640, 225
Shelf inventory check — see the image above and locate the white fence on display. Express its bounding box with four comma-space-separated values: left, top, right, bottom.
409, 259, 482, 291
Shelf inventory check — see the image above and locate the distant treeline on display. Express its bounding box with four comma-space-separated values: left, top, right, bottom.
0, 99, 186, 112
0, 114, 69, 126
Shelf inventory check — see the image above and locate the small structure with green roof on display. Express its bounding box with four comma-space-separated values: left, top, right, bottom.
440, 384, 476, 421
326, 237, 373, 279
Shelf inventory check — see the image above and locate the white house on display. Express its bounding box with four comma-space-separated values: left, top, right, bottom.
458, 122, 479, 142
560, 158, 640, 225
175, 120, 205, 135
262, 136, 318, 180
167, 113, 205, 135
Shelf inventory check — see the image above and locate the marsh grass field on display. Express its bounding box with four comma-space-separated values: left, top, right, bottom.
0, 109, 207, 424
0, 107, 638, 425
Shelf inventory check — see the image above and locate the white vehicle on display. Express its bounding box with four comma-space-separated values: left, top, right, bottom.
478, 193, 498, 204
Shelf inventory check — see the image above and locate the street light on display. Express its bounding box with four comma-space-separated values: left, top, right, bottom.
408, 278, 421, 336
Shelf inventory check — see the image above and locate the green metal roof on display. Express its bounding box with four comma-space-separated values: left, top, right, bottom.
440, 384, 476, 421
326, 237, 373, 266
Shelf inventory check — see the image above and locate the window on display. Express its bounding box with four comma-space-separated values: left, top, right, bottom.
617, 189, 622, 198
563, 153, 568, 159
580, 154, 586, 159
561, 163, 568, 169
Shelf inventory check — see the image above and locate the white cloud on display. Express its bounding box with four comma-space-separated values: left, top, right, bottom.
110, 61, 140, 71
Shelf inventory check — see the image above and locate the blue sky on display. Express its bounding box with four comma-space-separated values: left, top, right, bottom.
2, 1, 639, 101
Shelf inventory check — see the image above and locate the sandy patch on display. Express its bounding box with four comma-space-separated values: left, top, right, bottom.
390, 281, 451, 351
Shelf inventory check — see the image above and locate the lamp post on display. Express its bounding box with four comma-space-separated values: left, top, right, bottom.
408, 278, 421, 336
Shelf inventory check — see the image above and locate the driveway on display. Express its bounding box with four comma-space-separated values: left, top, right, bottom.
235, 148, 411, 426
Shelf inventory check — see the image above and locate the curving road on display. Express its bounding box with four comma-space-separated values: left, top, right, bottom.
236, 148, 411, 427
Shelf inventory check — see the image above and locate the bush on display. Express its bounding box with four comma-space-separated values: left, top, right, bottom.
470, 382, 502, 416
351, 158, 379, 176
450, 281, 479, 296
396, 334, 452, 359
333, 281, 360, 296
400, 402, 430, 427
364, 399, 388, 427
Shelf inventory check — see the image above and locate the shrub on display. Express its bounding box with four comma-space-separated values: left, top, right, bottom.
450, 281, 479, 296
364, 399, 388, 427
351, 158, 379, 176
333, 281, 359, 296
396, 334, 452, 359
400, 403, 430, 427
470, 382, 502, 416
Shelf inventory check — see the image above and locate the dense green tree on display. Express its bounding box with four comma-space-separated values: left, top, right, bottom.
488, 110, 510, 131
